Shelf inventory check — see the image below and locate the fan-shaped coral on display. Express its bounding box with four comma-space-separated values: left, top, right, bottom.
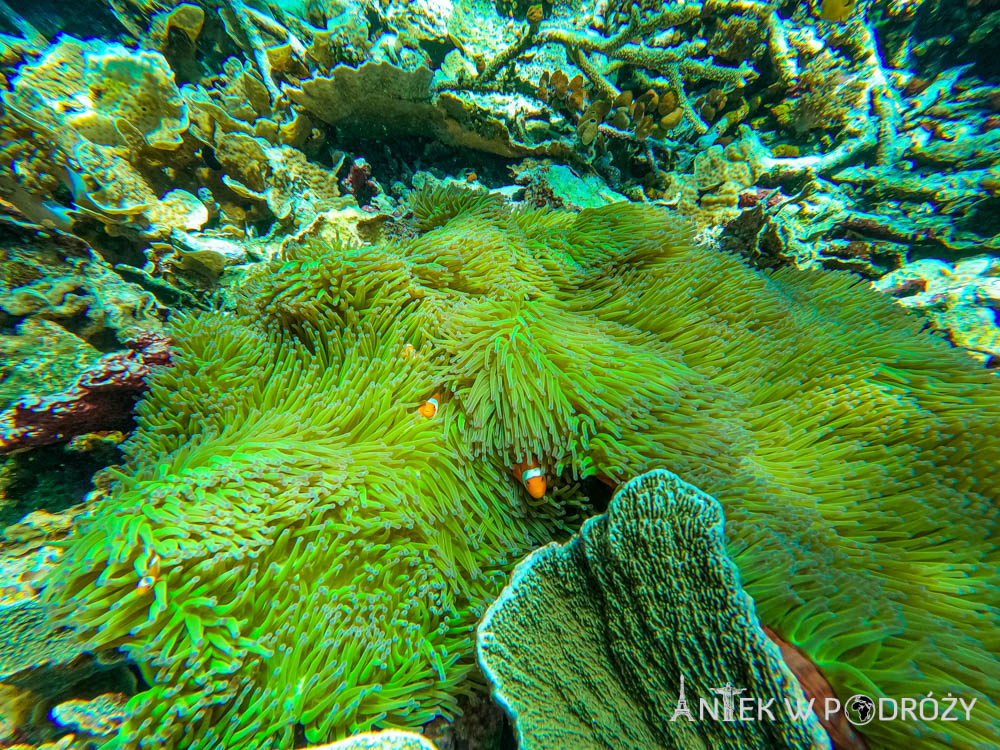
477, 468, 832, 750
50, 193, 1000, 749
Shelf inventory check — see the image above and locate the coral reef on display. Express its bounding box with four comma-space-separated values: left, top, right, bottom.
0, 332, 171, 454
0, 32, 351, 292
48, 195, 1000, 749
0, 0, 998, 748
3, 0, 998, 274
873, 255, 1000, 366
430, 0, 999, 263
478, 468, 833, 750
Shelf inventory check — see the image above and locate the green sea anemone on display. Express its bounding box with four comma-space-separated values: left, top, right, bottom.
50, 194, 1000, 748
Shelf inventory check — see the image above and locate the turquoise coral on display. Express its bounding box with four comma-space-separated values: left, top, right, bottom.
477, 468, 831, 750
49, 194, 1000, 749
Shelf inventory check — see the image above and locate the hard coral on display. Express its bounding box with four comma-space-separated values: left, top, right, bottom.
873, 256, 1000, 364
51, 193, 1000, 749
478, 468, 832, 750
5, 37, 187, 150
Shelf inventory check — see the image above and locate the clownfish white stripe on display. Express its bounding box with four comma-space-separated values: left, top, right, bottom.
521, 467, 544, 482
418, 393, 441, 418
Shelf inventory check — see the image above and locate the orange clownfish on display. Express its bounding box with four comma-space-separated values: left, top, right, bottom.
136, 553, 160, 591
402, 344, 417, 358
418, 392, 442, 418
513, 457, 546, 499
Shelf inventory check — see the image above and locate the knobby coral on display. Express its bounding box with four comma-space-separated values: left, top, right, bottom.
477, 468, 832, 750
50, 191, 1000, 749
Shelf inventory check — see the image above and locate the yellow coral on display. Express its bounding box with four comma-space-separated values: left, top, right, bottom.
6, 37, 187, 150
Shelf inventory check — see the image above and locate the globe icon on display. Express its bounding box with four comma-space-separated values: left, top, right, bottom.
845, 695, 876, 726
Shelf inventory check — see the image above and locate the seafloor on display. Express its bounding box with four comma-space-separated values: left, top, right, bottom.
0, 0, 998, 749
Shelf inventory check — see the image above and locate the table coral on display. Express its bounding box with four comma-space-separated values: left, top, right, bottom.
0, 36, 204, 240
4, 37, 187, 151
0, 33, 355, 259
47, 192, 1000, 749
478, 469, 832, 750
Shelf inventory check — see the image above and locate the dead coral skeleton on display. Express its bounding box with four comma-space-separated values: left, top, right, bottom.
438, 0, 913, 183
437, 1, 756, 136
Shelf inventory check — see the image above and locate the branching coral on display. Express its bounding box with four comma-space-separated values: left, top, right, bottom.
437, 0, 755, 136
51, 193, 1000, 749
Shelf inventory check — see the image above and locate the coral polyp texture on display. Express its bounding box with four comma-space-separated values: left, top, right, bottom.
49, 194, 1000, 749
477, 469, 831, 750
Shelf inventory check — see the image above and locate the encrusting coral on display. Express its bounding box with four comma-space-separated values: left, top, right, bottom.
873, 256, 1000, 366
477, 468, 833, 750
49, 190, 1000, 749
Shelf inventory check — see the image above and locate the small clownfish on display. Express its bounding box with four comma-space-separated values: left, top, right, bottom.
513, 457, 546, 499
136, 553, 160, 591
402, 344, 417, 358
418, 392, 442, 418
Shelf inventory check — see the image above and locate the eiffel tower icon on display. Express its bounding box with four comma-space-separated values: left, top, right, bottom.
670, 675, 694, 722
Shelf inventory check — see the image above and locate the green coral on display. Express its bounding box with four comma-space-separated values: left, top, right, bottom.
478, 468, 830, 750
51, 195, 1000, 748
